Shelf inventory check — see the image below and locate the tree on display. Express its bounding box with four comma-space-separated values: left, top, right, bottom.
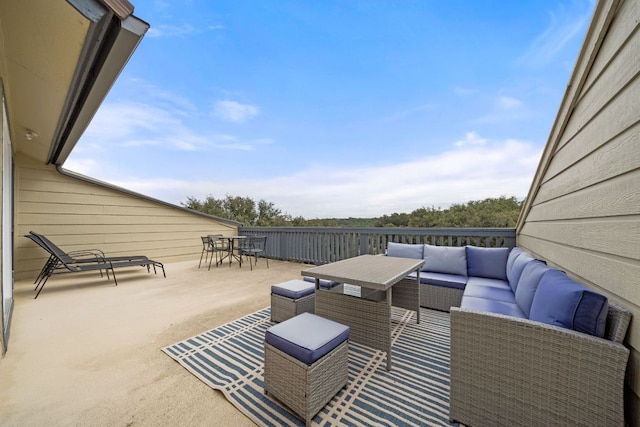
376, 196, 522, 228
183, 194, 523, 228
182, 194, 292, 226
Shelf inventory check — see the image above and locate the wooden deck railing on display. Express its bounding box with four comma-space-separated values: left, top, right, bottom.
238, 227, 516, 265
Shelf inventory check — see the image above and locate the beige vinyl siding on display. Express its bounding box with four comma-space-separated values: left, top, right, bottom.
15, 153, 237, 280
517, 0, 640, 422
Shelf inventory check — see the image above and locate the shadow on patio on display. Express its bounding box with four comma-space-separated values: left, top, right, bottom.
0, 259, 309, 426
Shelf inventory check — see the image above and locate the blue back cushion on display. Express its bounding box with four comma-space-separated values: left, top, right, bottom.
529, 270, 608, 337
507, 253, 535, 292
465, 246, 510, 280
421, 244, 467, 276
514, 260, 550, 317
386, 242, 423, 259
505, 247, 524, 276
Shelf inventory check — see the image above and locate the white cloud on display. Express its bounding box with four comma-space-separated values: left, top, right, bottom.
517, 1, 593, 67
471, 94, 529, 125
498, 96, 523, 109
62, 158, 102, 177
78, 101, 261, 152
213, 100, 260, 123
147, 24, 197, 38
382, 104, 434, 122
94, 136, 541, 218
455, 132, 487, 147
146, 23, 225, 38
453, 87, 478, 96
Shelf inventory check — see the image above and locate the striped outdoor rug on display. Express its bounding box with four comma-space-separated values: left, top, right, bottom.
162, 307, 458, 426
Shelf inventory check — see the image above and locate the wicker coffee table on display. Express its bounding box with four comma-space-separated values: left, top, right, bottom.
302, 254, 424, 370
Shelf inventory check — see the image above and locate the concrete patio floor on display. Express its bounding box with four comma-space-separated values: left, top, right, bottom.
0, 257, 309, 426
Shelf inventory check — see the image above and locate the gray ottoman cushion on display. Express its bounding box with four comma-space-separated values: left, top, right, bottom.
265, 313, 350, 364
271, 279, 315, 299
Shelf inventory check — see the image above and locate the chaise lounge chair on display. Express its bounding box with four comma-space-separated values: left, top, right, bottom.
26, 231, 165, 298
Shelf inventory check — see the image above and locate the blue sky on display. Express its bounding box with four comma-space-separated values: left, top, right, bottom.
65, 0, 596, 218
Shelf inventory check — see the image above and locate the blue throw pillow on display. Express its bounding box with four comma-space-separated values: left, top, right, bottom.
529, 270, 608, 337
386, 242, 423, 259
465, 246, 510, 280
421, 244, 467, 276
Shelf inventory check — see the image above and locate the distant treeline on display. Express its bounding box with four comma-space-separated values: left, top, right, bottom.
182, 195, 523, 228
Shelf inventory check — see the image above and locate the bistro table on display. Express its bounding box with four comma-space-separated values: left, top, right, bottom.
217, 235, 246, 266
301, 254, 423, 370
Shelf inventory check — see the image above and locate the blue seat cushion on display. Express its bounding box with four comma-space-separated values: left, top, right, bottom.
514, 260, 550, 317
460, 296, 526, 318
466, 246, 510, 281
465, 276, 511, 290
507, 253, 535, 292
386, 242, 423, 259
303, 276, 340, 289
271, 279, 315, 299
265, 313, 350, 364
529, 270, 608, 337
421, 244, 467, 276
463, 284, 517, 304
408, 271, 467, 290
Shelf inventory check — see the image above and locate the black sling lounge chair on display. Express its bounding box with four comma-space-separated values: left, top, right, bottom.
26, 232, 165, 298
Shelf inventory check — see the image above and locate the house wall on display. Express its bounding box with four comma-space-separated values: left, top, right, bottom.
0, 85, 5, 355
517, 0, 639, 423
14, 153, 238, 281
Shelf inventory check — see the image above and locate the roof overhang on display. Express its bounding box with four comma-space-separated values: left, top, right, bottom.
50, 1, 148, 164
0, 0, 148, 165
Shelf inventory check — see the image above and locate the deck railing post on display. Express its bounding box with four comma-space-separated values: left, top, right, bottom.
359, 231, 369, 256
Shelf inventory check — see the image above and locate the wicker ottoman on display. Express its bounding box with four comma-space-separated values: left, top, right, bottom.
264, 313, 350, 426
270, 279, 316, 323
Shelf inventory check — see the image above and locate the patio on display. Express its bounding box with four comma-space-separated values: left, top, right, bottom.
0, 259, 308, 426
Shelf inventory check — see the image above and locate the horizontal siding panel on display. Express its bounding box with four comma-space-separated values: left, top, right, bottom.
582, 0, 640, 94
18, 201, 211, 218
547, 73, 640, 184
18, 212, 217, 226
537, 125, 640, 203
19, 177, 119, 197
20, 201, 107, 215
558, 27, 640, 151
19, 190, 138, 205
18, 223, 234, 237
19, 188, 177, 209
520, 217, 639, 259
527, 171, 640, 221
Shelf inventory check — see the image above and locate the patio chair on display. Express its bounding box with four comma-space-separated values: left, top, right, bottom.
26, 232, 165, 298
198, 235, 217, 269
238, 235, 269, 271
207, 234, 229, 270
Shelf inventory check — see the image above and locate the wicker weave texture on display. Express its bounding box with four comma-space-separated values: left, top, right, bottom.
605, 302, 632, 344
420, 283, 463, 312
264, 340, 349, 426
392, 277, 421, 322
270, 293, 315, 323
315, 289, 390, 358
449, 308, 630, 426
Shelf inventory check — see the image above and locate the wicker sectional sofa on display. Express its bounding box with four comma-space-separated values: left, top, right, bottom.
386, 243, 632, 426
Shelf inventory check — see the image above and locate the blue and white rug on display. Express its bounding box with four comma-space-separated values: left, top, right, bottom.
162, 307, 458, 426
